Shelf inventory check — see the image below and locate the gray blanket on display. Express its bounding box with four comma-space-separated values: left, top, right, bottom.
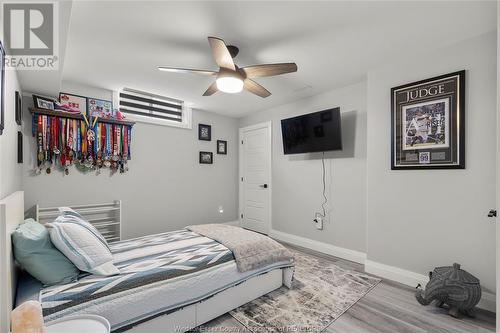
186, 224, 294, 273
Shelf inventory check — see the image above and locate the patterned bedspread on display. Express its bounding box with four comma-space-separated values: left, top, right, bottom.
41, 229, 234, 323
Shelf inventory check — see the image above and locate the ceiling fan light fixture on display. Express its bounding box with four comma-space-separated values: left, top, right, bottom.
216, 76, 244, 94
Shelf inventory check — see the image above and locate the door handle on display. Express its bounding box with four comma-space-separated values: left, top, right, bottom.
259, 184, 268, 189
488, 209, 497, 217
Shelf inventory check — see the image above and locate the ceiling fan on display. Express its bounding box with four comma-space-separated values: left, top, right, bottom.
158, 37, 298, 98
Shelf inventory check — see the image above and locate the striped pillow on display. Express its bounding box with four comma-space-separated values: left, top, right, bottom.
47, 207, 119, 276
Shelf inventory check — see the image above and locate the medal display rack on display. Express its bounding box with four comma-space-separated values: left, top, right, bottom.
29, 108, 136, 126
29, 107, 135, 175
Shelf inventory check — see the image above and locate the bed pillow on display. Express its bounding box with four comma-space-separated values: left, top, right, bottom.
47, 207, 119, 276
12, 218, 80, 286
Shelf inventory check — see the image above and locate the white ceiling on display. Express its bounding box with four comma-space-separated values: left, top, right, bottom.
19, 1, 497, 118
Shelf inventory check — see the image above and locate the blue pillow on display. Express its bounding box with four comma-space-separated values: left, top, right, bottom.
12, 218, 80, 286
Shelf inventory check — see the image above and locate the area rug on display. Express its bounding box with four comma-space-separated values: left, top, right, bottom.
230, 249, 381, 333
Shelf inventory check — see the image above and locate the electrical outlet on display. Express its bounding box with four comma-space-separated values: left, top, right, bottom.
314, 213, 323, 230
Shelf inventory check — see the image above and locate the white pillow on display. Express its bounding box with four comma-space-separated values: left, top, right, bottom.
47, 207, 119, 276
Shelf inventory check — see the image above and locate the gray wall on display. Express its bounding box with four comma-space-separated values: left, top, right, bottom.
239, 82, 367, 253
366, 32, 497, 293
0, 67, 22, 199
497, 4, 499, 321
22, 83, 239, 239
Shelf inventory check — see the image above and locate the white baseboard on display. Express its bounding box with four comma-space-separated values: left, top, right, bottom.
365, 260, 428, 288
365, 260, 496, 313
222, 220, 241, 227
264, 228, 495, 313
268, 229, 367, 264
477, 292, 496, 313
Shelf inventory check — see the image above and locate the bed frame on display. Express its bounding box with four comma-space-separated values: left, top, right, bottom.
1, 192, 288, 333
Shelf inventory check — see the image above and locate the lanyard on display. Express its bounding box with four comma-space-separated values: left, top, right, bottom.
37, 115, 43, 165
127, 126, 131, 159
42, 115, 47, 151
122, 126, 127, 157
117, 125, 121, 155
46, 116, 51, 152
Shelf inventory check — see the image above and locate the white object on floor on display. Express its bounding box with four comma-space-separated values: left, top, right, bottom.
46, 315, 110, 333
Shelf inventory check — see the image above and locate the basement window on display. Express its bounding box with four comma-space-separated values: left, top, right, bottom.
119, 88, 192, 129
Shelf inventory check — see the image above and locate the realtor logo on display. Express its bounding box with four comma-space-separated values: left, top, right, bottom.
3, 2, 58, 69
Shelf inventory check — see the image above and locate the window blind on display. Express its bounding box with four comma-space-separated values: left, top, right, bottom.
119, 89, 184, 123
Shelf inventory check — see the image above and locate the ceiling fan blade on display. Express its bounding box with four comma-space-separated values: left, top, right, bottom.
208, 37, 235, 71
240, 63, 297, 78
202, 82, 218, 96
158, 66, 217, 76
244, 79, 271, 98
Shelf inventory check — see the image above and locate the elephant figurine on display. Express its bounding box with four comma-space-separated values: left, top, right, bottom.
415, 263, 481, 318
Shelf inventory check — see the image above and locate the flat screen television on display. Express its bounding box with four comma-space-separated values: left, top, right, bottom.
281, 107, 342, 154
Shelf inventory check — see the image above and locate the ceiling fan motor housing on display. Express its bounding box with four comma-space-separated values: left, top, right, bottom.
227, 45, 239, 58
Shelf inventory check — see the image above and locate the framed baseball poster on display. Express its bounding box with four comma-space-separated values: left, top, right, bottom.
391, 70, 465, 169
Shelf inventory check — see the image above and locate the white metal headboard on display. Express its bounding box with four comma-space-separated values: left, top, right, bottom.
1, 191, 24, 333
25, 201, 122, 243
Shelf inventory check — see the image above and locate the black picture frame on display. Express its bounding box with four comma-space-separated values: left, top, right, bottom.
15, 91, 22, 125
199, 151, 213, 164
32, 94, 55, 110
217, 140, 227, 155
0, 41, 5, 135
17, 131, 23, 163
198, 124, 211, 141
391, 70, 465, 170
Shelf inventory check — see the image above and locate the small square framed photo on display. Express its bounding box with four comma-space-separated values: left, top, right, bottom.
32, 95, 55, 110
199, 151, 213, 164
198, 124, 211, 141
15, 91, 22, 125
217, 140, 227, 155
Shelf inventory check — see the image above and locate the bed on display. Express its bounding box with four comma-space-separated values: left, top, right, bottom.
1, 192, 294, 333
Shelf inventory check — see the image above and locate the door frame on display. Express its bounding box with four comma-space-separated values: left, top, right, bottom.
239, 121, 272, 234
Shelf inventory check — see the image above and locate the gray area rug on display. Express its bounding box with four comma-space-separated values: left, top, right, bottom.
230, 249, 381, 332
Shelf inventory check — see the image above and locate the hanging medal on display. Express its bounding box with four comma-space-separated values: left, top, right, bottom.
60, 119, 66, 170
53, 116, 60, 156
45, 117, 52, 174
67, 118, 73, 160
64, 119, 71, 175
42, 115, 47, 162
82, 114, 97, 169
95, 123, 102, 174
75, 120, 80, 161
103, 124, 111, 168
80, 120, 85, 162
122, 125, 128, 172
35, 115, 43, 174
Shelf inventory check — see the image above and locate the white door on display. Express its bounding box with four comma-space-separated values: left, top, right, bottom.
239, 122, 272, 234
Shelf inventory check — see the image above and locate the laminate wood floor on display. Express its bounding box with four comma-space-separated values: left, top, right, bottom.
194, 243, 496, 333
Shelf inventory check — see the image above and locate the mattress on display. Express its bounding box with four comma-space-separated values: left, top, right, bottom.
28, 229, 292, 332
